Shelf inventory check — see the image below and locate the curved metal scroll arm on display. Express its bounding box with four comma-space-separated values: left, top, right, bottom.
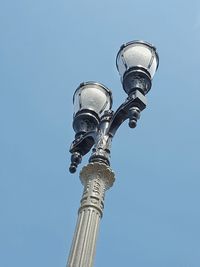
107, 90, 147, 137
89, 90, 147, 166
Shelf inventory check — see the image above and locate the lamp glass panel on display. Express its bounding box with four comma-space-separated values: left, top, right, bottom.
73, 84, 111, 116
117, 43, 158, 79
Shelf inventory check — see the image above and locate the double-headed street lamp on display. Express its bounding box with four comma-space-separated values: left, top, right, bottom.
67, 40, 159, 267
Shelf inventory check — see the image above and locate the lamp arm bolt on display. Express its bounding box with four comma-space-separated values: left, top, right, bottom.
69, 151, 82, 173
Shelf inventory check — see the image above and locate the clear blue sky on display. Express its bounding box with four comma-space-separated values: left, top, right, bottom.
1, 0, 200, 266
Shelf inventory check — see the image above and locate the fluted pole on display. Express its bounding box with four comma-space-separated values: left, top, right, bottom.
67, 162, 115, 267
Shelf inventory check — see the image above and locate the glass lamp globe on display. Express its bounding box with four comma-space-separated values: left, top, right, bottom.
116, 40, 159, 95
73, 82, 112, 134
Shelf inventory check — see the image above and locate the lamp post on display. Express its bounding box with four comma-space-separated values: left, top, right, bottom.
66, 40, 159, 267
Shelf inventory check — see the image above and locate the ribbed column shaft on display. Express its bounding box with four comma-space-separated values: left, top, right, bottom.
67, 162, 115, 267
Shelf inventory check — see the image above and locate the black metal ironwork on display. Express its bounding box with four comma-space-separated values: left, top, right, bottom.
69, 89, 147, 173
122, 67, 152, 95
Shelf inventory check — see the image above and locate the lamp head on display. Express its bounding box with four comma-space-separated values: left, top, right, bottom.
73, 82, 113, 135
116, 40, 159, 95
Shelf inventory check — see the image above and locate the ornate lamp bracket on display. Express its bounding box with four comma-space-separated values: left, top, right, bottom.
89, 89, 147, 165
69, 89, 147, 173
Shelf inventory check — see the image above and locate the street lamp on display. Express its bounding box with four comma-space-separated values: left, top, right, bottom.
67, 40, 159, 267
73, 82, 113, 134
